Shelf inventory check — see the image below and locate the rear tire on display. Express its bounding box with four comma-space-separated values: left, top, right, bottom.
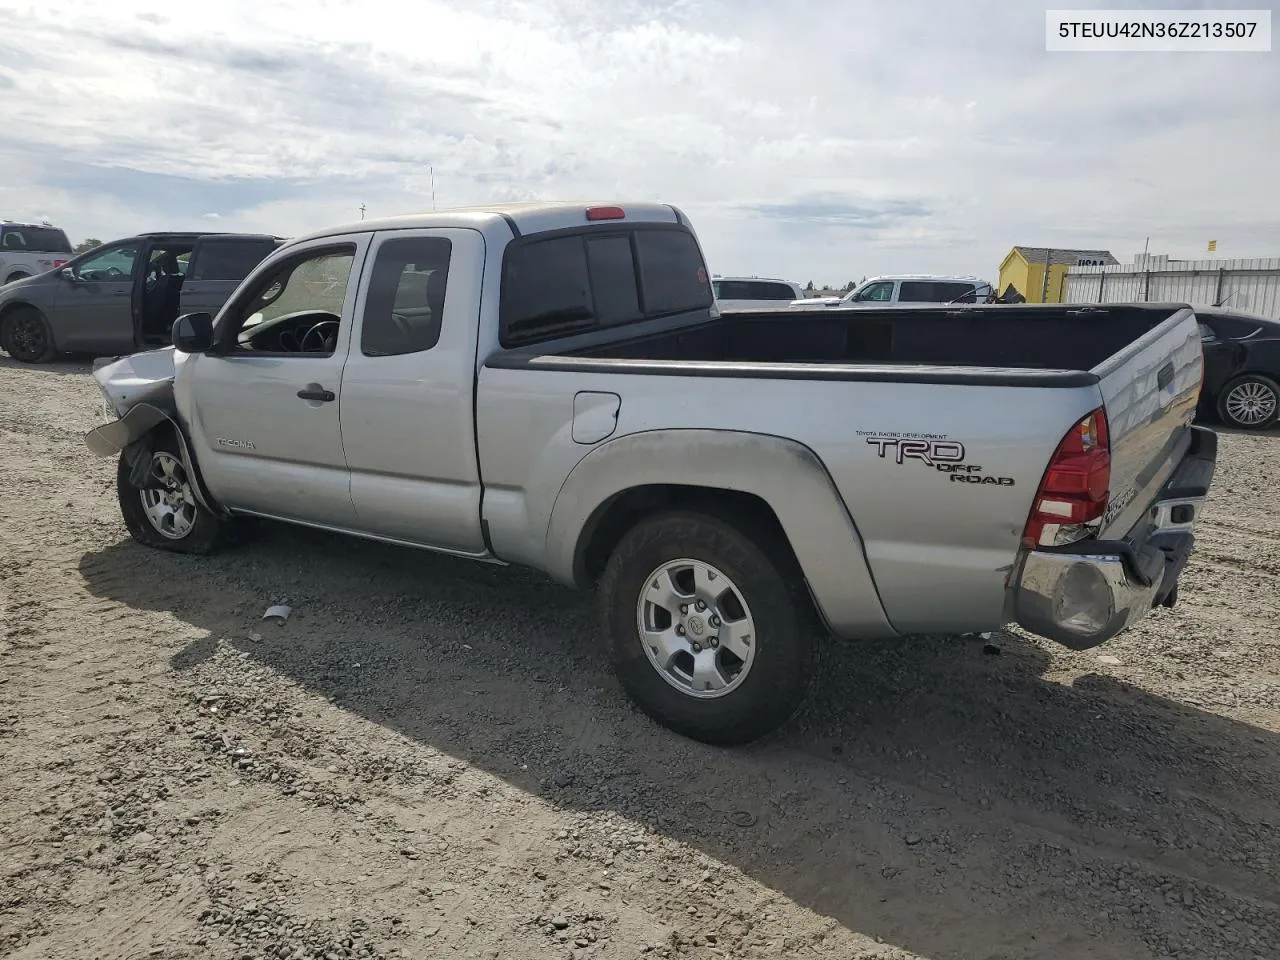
117, 437, 227, 554
1216, 373, 1279, 431
1, 306, 57, 363
598, 510, 816, 745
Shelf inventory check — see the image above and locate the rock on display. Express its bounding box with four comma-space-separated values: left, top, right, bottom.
552, 917, 569, 930
1097, 654, 1122, 666
905, 834, 922, 846
553, 772, 575, 789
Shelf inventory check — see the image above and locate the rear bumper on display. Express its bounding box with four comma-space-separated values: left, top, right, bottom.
1012, 426, 1217, 651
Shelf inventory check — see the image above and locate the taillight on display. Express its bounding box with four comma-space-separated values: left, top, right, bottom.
53, 259, 67, 268
1022, 407, 1111, 549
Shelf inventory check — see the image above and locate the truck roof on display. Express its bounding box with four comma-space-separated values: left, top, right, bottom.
292, 201, 687, 246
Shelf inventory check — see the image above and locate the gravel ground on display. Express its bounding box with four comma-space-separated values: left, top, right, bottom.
2, 355, 1279, 960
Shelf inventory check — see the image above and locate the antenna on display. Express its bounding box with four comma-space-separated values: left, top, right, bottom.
359, 203, 366, 221
430, 166, 436, 211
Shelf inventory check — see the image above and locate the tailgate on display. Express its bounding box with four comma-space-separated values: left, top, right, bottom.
1093, 306, 1203, 538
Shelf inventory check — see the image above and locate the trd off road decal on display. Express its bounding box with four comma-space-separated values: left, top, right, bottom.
858, 431, 1015, 487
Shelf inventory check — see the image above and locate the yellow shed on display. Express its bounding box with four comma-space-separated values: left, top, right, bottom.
999, 246, 1118, 303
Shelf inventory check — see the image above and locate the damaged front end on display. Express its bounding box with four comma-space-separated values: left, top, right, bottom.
85, 347, 227, 517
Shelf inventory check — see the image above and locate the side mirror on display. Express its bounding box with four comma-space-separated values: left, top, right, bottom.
60, 267, 79, 282
172, 312, 214, 354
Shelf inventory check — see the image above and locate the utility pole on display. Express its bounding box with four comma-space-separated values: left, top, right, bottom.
1040, 248, 1052, 303
430, 167, 436, 211
359, 203, 366, 221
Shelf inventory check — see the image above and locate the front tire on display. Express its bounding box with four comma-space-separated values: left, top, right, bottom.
117, 439, 227, 554
1, 306, 56, 363
1216, 373, 1279, 431
598, 511, 816, 745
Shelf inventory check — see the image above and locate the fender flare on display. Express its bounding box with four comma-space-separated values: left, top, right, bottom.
84, 403, 230, 519
544, 428, 897, 640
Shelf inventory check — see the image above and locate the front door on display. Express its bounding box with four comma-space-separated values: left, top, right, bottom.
339, 228, 488, 554
52, 241, 141, 353
179, 235, 370, 528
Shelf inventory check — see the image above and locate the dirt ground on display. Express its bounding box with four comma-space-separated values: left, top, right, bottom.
2, 356, 1278, 960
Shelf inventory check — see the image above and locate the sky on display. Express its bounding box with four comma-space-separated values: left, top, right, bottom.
0, 0, 1277, 285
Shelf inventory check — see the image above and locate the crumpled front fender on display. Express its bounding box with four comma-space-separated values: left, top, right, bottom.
85, 403, 173, 458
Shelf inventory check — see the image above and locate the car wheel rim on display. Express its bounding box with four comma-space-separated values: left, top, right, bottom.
139, 452, 197, 539
11, 316, 46, 359
1225, 380, 1277, 426
635, 558, 757, 700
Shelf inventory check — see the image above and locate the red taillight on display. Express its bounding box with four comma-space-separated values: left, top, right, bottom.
53, 259, 67, 268
586, 206, 625, 221
1022, 408, 1111, 549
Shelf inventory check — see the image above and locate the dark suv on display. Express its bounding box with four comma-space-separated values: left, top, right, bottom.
0, 232, 281, 363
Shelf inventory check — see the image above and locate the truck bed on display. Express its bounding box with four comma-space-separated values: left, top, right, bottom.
565, 303, 1178, 375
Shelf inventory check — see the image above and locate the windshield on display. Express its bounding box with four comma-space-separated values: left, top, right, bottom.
0, 225, 73, 254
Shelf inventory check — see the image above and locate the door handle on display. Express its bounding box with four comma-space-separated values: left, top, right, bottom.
297, 387, 335, 402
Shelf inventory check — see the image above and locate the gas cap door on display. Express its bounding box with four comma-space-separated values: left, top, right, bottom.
572, 391, 621, 444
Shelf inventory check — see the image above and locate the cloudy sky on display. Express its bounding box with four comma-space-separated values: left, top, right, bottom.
1, 0, 1277, 283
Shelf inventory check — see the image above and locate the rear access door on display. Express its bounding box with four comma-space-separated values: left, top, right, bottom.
1092, 305, 1204, 538
181, 235, 281, 318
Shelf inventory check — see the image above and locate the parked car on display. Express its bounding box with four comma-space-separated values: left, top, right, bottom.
712, 276, 804, 311
0, 220, 74, 286
0, 232, 281, 363
1194, 305, 1280, 430
85, 202, 1214, 745
791, 274, 994, 308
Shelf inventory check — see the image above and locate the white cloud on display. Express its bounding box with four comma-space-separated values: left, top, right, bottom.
0, 0, 1276, 282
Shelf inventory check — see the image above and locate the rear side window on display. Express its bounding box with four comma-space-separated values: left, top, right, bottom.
501, 226, 712, 346
758, 282, 797, 300
191, 239, 279, 281
1, 226, 72, 253
360, 236, 452, 356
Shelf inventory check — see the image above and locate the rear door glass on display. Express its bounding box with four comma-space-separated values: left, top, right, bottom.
192, 239, 279, 281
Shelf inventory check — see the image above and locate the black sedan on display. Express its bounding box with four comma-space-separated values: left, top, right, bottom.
1195, 306, 1280, 431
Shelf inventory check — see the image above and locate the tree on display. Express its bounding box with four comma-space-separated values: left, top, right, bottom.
805, 280, 815, 291
844, 280, 856, 292
74, 238, 103, 254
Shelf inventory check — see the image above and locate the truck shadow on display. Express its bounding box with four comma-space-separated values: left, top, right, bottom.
78, 525, 1280, 960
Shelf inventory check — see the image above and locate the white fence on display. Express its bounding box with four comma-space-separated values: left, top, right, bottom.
1064, 254, 1280, 320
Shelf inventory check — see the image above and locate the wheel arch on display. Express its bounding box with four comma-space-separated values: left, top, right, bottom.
85, 402, 230, 519
547, 428, 897, 640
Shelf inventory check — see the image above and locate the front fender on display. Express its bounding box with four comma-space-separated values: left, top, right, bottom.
545, 428, 897, 640
85, 403, 230, 519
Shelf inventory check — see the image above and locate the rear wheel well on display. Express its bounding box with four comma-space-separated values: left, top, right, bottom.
576, 485, 800, 588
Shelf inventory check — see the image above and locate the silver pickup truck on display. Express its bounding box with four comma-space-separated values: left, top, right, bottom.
85, 201, 1217, 745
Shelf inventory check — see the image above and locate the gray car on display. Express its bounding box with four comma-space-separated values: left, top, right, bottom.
0, 232, 280, 363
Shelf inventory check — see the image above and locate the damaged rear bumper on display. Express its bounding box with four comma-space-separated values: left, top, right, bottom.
1012, 426, 1217, 651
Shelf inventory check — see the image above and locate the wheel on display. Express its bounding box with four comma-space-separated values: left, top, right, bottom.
117, 438, 227, 554
4, 271, 31, 285
0, 306, 56, 363
598, 510, 817, 745
1216, 373, 1279, 430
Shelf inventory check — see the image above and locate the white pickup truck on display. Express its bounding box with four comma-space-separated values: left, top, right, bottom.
1, 221, 74, 286
85, 202, 1217, 745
